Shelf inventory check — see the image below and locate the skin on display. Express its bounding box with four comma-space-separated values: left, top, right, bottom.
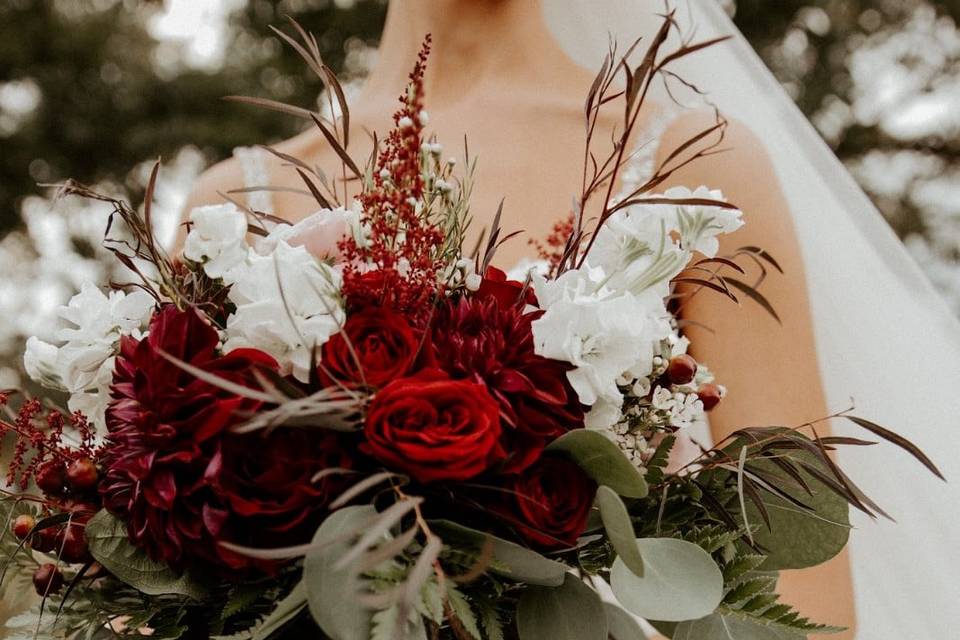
182, 0, 856, 636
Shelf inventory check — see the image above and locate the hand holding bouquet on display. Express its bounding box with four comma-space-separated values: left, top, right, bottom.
1, 18, 940, 640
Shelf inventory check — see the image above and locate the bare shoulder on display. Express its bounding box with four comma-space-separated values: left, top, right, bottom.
657, 109, 775, 185
656, 108, 790, 236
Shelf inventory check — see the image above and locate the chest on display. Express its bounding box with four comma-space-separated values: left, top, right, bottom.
261, 97, 646, 267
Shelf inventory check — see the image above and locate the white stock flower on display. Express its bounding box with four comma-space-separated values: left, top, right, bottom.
532, 291, 651, 419
38, 284, 155, 393
223, 241, 344, 382
23, 283, 153, 431
588, 205, 688, 299
660, 186, 744, 258
183, 203, 249, 280
23, 336, 63, 389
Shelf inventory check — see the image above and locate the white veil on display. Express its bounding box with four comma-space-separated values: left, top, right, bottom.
542, 1, 960, 637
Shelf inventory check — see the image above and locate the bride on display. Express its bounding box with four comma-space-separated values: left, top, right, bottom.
181, 1, 960, 638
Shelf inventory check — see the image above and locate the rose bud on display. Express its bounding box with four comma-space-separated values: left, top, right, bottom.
667, 354, 698, 385
66, 458, 99, 492
31, 526, 59, 553
58, 524, 91, 564
12, 514, 35, 540
35, 461, 67, 496
33, 563, 64, 596
697, 383, 724, 411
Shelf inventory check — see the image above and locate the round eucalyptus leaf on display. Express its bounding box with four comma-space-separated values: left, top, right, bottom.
430, 520, 567, 586
547, 430, 649, 498
516, 574, 608, 640
303, 506, 376, 640
85, 510, 208, 600
604, 602, 649, 640
672, 613, 805, 639
596, 486, 645, 577
611, 538, 723, 622
728, 449, 850, 571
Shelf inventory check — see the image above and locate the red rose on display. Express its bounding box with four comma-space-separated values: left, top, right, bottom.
363, 370, 504, 483
321, 308, 423, 389
432, 295, 584, 473
507, 456, 596, 549
476, 266, 536, 309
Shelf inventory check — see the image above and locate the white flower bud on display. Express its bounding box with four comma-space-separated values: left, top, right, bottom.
398, 116, 414, 129
465, 273, 483, 291
418, 110, 430, 126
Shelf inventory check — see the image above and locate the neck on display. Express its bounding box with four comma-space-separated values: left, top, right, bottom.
361, 0, 574, 105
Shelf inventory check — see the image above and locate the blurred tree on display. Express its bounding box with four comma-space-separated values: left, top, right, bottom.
0, 0, 386, 234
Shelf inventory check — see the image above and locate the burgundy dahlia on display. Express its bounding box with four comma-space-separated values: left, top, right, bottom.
431, 286, 583, 472
99, 306, 347, 571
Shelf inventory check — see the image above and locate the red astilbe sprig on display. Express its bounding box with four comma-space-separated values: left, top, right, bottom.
0, 394, 98, 490
529, 213, 575, 277
340, 36, 446, 316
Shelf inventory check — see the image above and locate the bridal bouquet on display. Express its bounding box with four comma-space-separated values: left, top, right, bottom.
1, 18, 939, 640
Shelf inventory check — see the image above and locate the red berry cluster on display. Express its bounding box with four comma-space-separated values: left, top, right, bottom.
1, 395, 98, 490
2, 395, 102, 595
339, 36, 446, 316
664, 354, 724, 412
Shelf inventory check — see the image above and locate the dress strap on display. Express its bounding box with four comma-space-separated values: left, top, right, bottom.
232, 146, 275, 214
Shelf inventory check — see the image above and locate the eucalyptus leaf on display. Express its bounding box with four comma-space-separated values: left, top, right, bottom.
611, 538, 723, 622
672, 612, 804, 640
516, 574, 608, 640
85, 510, 208, 600
730, 451, 850, 571
303, 506, 376, 640
547, 430, 648, 498
430, 520, 567, 587
604, 603, 649, 640
596, 486, 644, 577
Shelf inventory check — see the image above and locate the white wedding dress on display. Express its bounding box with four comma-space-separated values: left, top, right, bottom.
232, 4, 960, 636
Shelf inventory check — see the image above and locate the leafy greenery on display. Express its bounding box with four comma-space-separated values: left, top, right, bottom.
85, 510, 209, 600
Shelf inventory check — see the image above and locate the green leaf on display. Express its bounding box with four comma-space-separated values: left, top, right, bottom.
304, 506, 376, 640
251, 582, 308, 640
723, 576, 777, 606
430, 520, 567, 587
611, 538, 723, 622
371, 605, 427, 640
547, 430, 648, 498
604, 602, 649, 640
596, 486, 644, 577
672, 612, 805, 639
516, 574, 608, 640
446, 584, 482, 640
85, 510, 208, 600
478, 602, 506, 640
734, 453, 850, 571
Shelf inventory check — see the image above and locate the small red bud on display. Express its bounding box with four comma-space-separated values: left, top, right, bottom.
667, 354, 698, 385
66, 458, 99, 492
12, 514, 35, 540
33, 563, 64, 596
31, 526, 59, 553
697, 383, 723, 411
35, 461, 67, 496
58, 524, 91, 564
